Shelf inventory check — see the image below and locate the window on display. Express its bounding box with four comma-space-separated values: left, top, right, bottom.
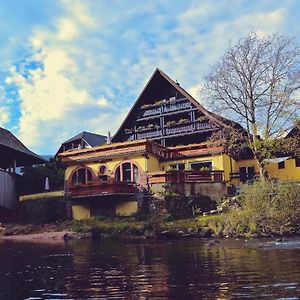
99, 165, 107, 175
99, 165, 108, 181
190, 161, 212, 171
169, 163, 185, 170
239, 166, 255, 183
278, 161, 285, 169
71, 168, 93, 185
295, 157, 300, 168
115, 162, 139, 183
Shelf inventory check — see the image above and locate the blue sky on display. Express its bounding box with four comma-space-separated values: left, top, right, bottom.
0, 0, 299, 154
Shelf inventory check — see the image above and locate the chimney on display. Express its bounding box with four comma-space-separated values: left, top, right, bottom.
107, 131, 111, 144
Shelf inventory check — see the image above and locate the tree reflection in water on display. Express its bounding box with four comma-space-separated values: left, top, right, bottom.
0, 239, 300, 299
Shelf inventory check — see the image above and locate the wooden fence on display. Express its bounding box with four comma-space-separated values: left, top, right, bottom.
0, 169, 17, 210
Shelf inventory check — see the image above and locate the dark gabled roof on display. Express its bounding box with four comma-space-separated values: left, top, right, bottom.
112, 68, 243, 140
63, 131, 107, 147
0, 127, 46, 166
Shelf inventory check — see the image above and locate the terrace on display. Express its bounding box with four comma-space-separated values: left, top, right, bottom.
68, 179, 136, 198
148, 170, 224, 184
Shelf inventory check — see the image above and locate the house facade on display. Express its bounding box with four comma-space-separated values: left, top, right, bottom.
59, 68, 300, 220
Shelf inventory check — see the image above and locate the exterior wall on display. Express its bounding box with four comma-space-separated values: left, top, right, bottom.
231, 158, 300, 183
72, 204, 90, 220
235, 159, 259, 172
265, 158, 300, 181
116, 201, 138, 216
150, 182, 227, 201
145, 154, 160, 173
222, 154, 234, 182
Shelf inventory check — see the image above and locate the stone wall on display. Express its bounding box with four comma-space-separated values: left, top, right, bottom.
147, 182, 227, 214
150, 182, 227, 200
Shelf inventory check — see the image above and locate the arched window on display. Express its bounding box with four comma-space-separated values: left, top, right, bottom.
71, 168, 93, 185
115, 162, 139, 183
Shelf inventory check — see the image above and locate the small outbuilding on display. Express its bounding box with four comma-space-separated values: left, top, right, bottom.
0, 127, 45, 222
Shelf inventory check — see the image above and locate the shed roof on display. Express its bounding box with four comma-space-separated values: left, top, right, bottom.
0, 127, 46, 167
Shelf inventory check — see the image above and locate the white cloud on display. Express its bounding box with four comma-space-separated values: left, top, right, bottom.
4, 0, 116, 153
57, 18, 79, 41
0, 107, 9, 127
96, 97, 109, 107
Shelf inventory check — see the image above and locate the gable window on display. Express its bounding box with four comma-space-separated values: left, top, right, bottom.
295, 157, 300, 168
278, 161, 285, 169
115, 162, 139, 183
71, 168, 93, 185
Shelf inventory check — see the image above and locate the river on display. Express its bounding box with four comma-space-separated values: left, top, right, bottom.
0, 238, 300, 299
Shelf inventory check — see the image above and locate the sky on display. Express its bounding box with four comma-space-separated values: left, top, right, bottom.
0, 0, 299, 154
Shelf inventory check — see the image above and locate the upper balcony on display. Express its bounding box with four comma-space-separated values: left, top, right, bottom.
68, 179, 136, 198
137, 97, 194, 120
127, 120, 217, 141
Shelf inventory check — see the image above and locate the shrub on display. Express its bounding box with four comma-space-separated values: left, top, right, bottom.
222, 181, 300, 236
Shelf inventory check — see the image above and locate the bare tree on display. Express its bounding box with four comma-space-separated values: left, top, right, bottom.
204, 32, 300, 178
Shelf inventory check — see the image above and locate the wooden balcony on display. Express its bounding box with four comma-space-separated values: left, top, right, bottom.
127, 120, 217, 142
148, 170, 224, 184
68, 180, 136, 198
137, 98, 194, 120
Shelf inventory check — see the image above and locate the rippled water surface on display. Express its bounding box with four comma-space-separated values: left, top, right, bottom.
1, 238, 300, 299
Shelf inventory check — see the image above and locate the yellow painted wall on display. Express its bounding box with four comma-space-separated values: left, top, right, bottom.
65, 154, 148, 181
146, 154, 160, 172
72, 204, 90, 220
235, 159, 258, 172
265, 159, 300, 181
222, 154, 234, 182
116, 201, 138, 216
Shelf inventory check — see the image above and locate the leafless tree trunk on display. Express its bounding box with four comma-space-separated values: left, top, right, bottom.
204, 33, 300, 179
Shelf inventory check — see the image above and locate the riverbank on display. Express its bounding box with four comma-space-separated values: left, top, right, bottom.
0, 215, 217, 242
1, 208, 299, 243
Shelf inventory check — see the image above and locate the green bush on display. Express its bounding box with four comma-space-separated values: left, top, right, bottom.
222, 181, 300, 236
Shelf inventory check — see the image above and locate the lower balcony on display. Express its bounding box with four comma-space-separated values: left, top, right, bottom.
148, 170, 224, 184
68, 180, 136, 198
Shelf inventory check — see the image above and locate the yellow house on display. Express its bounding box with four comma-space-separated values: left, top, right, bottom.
59, 68, 300, 220
60, 139, 236, 219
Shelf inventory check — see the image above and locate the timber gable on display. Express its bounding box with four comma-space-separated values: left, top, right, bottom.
112, 68, 231, 147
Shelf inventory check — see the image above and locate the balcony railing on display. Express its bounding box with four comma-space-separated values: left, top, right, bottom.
138, 98, 193, 119
149, 170, 224, 184
230, 172, 260, 182
165, 124, 193, 135
68, 180, 136, 198
126, 120, 217, 141
136, 129, 162, 139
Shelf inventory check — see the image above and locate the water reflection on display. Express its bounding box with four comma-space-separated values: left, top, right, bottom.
0, 238, 300, 299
